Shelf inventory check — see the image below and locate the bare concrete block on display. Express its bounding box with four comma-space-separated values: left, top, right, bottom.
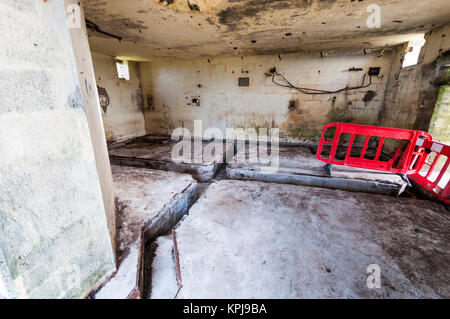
0, 71, 55, 113
95, 166, 197, 299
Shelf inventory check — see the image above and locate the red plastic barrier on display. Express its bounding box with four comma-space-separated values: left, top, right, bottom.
317, 122, 432, 175
409, 139, 450, 204
317, 122, 450, 205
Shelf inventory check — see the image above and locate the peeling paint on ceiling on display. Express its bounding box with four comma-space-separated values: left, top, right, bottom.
82, 0, 450, 60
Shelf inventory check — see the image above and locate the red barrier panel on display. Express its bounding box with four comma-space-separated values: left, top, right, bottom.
409, 139, 450, 205
317, 123, 432, 175
317, 122, 449, 205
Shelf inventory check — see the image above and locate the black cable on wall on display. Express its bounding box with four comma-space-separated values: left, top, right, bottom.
270, 67, 373, 95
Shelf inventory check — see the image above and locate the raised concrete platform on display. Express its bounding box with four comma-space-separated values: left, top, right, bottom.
150, 180, 450, 299
109, 136, 233, 182
94, 165, 197, 299
226, 144, 407, 196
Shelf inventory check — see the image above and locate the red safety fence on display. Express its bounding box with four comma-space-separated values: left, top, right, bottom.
409, 139, 450, 204
317, 123, 432, 175
317, 122, 449, 204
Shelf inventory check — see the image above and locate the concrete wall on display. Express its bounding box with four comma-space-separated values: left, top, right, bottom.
92, 53, 146, 142
421, 24, 450, 66
139, 50, 393, 138
380, 23, 450, 132
65, 0, 117, 259
0, 0, 115, 298
378, 43, 421, 129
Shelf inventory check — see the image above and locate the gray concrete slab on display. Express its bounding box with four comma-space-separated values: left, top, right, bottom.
151, 180, 450, 299
109, 138, 233, 182
227, 144, 407, 196
95, 165, 197, 299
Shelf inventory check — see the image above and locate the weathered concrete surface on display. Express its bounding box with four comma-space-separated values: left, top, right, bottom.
139, 51, 393, 138
109, 138, 233, 181
0, 0, 115, 298
65, 0, 117, 259
95, 165, 197, 299
81, 0, 450, 59
226, 145, 407, 196
92, 52, 146, 143
151, 180, 450, 299
379, 23, 450, 132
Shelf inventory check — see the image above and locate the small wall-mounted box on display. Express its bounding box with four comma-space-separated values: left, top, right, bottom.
192, 98, 200, 106
238, 77, 250, 87
368, 67, 381, 76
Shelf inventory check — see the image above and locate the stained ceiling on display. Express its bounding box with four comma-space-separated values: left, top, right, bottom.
82, 0, 450, 60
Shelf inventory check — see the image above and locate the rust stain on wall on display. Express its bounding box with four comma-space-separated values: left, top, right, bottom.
133, 88, 145, 115
97, 86, 110, 113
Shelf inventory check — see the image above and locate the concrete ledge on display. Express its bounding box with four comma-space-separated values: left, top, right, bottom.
226, 167, 406, 196
110, 155, 222, 182
227, 144, 406, 196
109, 138, 232, 182
94, 166, 198, 299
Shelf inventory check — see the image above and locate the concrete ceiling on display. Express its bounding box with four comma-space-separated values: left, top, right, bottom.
82, 0, 450, 60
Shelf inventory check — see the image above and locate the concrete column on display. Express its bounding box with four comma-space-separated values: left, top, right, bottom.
0, 0, 115, 298
64, 0, 117, 257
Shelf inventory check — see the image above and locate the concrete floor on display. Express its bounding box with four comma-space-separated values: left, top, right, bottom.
109, 137, 233, 182
227, 144, 407, 196
99, 140, 448, 299
150, 180, 450, 299
95, 165, 197, 299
